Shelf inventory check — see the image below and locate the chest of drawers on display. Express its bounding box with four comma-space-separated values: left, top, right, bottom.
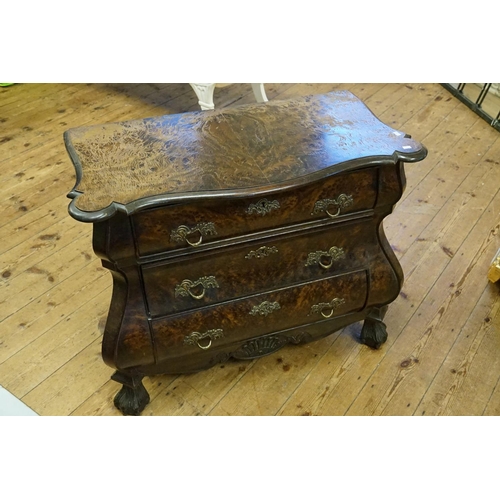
65, 90, 427, 415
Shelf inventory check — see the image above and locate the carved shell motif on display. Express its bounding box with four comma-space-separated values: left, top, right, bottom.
234, 336, 286, 359
232, 331, 313, 360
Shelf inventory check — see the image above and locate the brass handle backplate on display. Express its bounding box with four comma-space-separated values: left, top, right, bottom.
174, 276, 219, 300
249, 301, 281, 316
312, 194, 353, 218
246, 199, 280, 216
310, 297, 346, 318
183, 328, 224, 350
305, 246, 345, 269
170, 222, 217, 247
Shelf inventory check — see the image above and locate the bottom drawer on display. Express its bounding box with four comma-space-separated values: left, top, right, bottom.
151, 269, 368, 361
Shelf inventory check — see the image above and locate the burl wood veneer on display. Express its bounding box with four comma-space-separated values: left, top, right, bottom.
65, 91, 427, 415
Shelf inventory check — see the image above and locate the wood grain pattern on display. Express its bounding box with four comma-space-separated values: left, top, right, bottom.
63, 91, 422, 414
64, 91, 425, 221
2, 83, 499, 416
150, 271, 369, 361
132, 167, 378, 255
142, 218, 377, 316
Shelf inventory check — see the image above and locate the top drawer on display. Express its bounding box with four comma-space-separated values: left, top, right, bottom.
132, 167, 378, 256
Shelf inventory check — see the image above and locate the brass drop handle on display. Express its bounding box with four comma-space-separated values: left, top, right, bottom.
320, 307, 335, 318
305, 246, 345, 269
188, 287, 205, 299
196, 338, 212, 350
319, 256, 334, 270
325, 206, 341, 219
312, 194, 354, 218
175, 276, 219, 300
310, 298, 346, 318
183, 328, 224, 350
185, 231, 203, 247
170, 222, 217, 247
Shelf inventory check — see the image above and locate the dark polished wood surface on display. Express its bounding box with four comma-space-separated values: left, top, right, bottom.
142, 218, 377, 317
65, 91, 426, 222
151, 270, 369, 360
65, 91, 427, 415
132, 167, 378, 256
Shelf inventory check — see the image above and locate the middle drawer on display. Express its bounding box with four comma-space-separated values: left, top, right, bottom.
142, 217, 377, 317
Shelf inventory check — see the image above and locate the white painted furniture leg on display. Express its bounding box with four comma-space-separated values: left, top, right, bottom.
251, 83, 268, 103
190, 83, 268, 110
189, 83, 216, 110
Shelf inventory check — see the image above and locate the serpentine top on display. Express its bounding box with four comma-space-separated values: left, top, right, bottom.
65, 90, 427, 222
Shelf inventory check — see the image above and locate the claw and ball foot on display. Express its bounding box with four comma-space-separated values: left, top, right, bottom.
360, 306, 389, 349
111, 371, 150, 416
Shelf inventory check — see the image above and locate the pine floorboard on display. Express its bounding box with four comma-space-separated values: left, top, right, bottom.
0, 83, 499, 416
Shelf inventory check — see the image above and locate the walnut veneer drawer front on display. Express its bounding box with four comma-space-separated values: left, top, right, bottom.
151, 270, 368, 359
142, 218, 376, 317
132, 168, 378, 256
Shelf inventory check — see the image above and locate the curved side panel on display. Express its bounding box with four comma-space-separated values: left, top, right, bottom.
376, 162, 406, 297
376, 162, 406, 208
365, 162, 406, 308
101, 268, 127, 368
102, 266, 156, 370
92, 213, 156, 370
367, 220, 403, 308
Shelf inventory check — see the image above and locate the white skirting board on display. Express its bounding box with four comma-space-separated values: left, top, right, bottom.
0, 385, 38, 416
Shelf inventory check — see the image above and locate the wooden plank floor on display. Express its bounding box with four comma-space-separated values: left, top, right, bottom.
1, 83, 499, 416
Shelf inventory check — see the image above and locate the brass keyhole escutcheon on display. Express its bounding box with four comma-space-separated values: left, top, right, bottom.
246, 199, 280, 216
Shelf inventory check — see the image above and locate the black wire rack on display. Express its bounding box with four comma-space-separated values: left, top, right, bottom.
441, 83, 500, 132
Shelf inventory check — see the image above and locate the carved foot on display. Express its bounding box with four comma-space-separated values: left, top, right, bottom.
111, 371, 150, 416
360, 306, 389, 349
